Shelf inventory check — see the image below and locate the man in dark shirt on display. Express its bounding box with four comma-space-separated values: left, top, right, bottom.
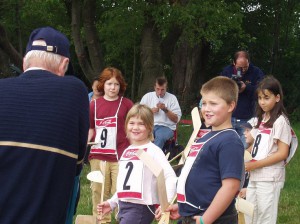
220, 51, 264, 146
0, 27, 89, 224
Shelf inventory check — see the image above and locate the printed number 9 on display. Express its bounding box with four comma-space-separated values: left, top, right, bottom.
101, 129, 107, 148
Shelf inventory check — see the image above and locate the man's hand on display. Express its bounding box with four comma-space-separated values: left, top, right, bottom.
156, 102, 167, 111
239, 81, 246, 93
156, 103, 166, 110
152, 107, 159, 113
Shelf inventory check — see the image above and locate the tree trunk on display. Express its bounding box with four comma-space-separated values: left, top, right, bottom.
270, 0, 281, 74
172, 42, 203, 114
71, 0, 95, 83
138, 20, 163, 99
83, 0, 104, 75
0, 24, 22, 71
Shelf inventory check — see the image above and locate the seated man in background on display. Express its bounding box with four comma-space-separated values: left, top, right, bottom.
140, 76, 182, 149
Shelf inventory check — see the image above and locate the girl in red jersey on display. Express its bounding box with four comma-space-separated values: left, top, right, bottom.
88, 67, 133, 222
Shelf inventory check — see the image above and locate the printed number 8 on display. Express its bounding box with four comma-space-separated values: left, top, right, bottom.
101, 129, 107, 148
252, 134, 261, 157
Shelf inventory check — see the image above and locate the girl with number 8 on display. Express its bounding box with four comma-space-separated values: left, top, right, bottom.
245, 76, 293, 224
97, 104, 177, 224
88, 67, 133, 222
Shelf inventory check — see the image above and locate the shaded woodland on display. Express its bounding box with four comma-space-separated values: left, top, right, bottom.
1, 0, 299, 119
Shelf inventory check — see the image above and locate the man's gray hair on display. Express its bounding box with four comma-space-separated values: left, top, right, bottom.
23, 50, 67, 72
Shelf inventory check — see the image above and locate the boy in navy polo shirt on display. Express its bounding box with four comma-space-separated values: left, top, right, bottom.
157, 77, 244, 224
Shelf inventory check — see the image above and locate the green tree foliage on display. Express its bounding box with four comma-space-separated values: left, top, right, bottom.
1, 0, 300, 119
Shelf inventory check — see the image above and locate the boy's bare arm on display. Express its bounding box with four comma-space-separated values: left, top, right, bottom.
198, 178, 240, 224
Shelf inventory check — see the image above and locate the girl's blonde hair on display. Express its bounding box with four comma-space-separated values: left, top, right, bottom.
125, 104, 154, 141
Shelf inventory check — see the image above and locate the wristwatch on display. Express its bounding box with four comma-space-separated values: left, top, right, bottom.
163, 108, 168, 113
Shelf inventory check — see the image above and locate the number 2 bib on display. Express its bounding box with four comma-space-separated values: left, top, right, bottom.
117, 148, 146, 200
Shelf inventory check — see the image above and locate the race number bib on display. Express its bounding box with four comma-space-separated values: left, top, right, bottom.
177, 143, 204, 202
91, 117, 117, 154
117, 148, 145, 200
251, 127, 271, 161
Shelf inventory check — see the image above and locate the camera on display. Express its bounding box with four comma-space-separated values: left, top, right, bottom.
231, 67, 242, 89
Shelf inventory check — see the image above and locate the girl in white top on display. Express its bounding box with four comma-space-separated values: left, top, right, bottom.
97, 104, 177, 224
245, 76, 293, 224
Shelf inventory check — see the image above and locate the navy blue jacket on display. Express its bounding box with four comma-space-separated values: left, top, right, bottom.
0, 70, 89, 224
220, 63, 264, 119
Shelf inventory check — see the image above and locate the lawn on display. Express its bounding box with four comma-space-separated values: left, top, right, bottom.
74, 121, 300, 223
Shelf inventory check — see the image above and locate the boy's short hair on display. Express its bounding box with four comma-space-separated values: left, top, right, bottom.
200, 76, 239, 105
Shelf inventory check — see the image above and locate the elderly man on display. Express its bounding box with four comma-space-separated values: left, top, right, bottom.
220, 51, 264, 146
0, 27, 89, 223
140, 76, 182, 149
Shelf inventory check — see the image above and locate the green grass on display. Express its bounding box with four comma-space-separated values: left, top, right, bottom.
277, 122, 300, 223
74, 121, 300, 223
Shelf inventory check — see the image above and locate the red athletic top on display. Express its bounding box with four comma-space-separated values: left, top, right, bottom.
89, 96, 133, 162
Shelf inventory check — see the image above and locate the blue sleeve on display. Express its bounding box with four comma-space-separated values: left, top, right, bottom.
243, 66, 264, 99
219, 138, 244, 180
76, 81, 90, 175
220, 65, 233, 78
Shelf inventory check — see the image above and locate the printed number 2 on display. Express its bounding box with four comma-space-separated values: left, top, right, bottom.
252, 134, 262, 157
100, 129, 107, 148
123, 162, 133, 190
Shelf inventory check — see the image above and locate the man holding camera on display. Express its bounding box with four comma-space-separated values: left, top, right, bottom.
220, 51, 264, 147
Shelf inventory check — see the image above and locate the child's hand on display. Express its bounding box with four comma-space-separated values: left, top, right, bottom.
97, 201, 112, 220
239, 188, 247, 198
154, 206, 162, 220
167, 204, 181, 220
245, 161, 257, 172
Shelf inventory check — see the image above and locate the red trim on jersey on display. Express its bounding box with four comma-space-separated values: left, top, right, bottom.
90, 148, 116, 154
117, 192, 142, 199
260, 129, 271, 134
177, 193, 185, 202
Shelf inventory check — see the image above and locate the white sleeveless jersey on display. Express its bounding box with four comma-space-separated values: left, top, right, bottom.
90, 97, 123, 157
114, 142, 177, 206
117, 147, 146, 200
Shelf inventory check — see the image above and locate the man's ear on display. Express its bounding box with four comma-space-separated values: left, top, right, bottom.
57, 58, 69, 76
23, 58, 26, 71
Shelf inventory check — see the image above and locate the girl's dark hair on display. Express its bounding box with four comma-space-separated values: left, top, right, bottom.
255, 75, 288, 128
